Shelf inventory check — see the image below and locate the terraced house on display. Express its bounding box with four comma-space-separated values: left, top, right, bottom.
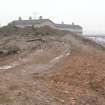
8, 16, 83, 34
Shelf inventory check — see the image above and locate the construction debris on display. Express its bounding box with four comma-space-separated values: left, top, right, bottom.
0, 26, 104, 105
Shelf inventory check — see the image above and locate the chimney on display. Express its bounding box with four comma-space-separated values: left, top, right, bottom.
61, 21, 64, 24
29, 16, 32, 20
72, 22, 75, 25
39, 16, 43, 19
18, 16, 22, 20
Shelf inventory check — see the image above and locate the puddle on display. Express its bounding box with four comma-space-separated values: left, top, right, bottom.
0, 49, 71, 72
49, 51, 70, 64
49, 55, 64, 64
0, 65, 13, 70
0, 63, 18, 70
32, 51, 71, 72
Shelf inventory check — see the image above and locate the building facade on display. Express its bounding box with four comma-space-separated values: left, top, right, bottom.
8, 17, 83, 34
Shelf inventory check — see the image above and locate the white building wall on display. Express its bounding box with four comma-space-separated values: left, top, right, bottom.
34, 21, 56, 29
56, 27, 82, 34
8, 20, 82, 34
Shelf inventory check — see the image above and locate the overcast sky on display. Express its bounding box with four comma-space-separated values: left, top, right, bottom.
0, 0, 105, 34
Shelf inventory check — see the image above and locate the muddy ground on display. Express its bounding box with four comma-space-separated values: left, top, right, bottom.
0, 26, 105, 105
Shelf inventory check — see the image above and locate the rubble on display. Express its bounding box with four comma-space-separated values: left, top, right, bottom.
0, 26, 104, 105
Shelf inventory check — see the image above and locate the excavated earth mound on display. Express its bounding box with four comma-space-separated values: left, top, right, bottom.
0, 26, 105, 105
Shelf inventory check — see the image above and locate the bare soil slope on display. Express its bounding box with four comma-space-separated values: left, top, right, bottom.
0, 26, 105, 105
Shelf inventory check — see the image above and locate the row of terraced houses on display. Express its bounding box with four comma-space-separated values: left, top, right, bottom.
8, 16, 83, 34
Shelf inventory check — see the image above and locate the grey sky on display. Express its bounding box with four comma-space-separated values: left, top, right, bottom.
0, 0, 105, 34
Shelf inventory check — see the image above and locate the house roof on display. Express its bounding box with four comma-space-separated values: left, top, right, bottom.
9, 19, 55, 26
9, 19, 82, 30
56, 24, 82, 29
